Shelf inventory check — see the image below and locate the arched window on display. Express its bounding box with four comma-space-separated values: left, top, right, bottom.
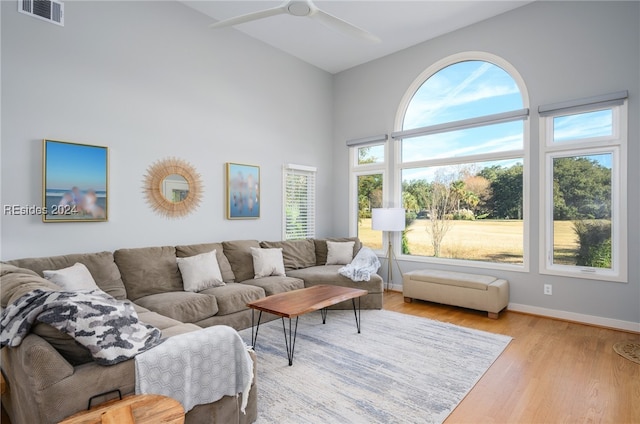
393, 54, 529, 267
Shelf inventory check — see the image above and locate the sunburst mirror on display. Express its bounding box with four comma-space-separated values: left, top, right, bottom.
143, 157, 203, 218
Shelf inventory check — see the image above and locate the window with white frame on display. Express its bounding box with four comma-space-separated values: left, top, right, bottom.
392, 54, 529, 267
283, 164, 316, 240
348, 138, 387, 251
539, 91, 628, 281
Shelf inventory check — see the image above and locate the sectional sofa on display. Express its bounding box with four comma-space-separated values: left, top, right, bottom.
0, 237, 383, 423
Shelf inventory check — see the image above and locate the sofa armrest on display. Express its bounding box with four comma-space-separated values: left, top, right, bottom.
22, 334, 74, 390
3, 333, 136, 424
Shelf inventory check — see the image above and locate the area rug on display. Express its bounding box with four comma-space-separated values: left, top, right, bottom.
613, 341, 640, 365
238, 309, 512, 423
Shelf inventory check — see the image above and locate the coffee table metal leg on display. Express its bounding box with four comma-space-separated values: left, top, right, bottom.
352, 297, 361, 333
320, 308, 328, 324
281, 317, 299, 366
251, 310, 263, 348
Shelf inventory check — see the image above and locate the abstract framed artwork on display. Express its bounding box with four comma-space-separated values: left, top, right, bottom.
42, 139, 108, 222
226, 162, 260, 219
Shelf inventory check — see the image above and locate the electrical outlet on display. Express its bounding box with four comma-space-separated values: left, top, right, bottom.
544, 284, 552, 295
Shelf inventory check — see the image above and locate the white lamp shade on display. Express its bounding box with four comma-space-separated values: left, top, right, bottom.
371, 208, 405, 232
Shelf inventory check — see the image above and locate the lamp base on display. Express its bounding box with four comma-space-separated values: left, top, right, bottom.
383, 235, 403, 291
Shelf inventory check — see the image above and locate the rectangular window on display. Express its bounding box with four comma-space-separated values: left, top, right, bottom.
357, 173, 383, 250
551, 153, 612, 268
401, 159, 524, 264
283, 164, 316, 240
358, 144, 385, 165
553, 109, 614, 142
540, 94, 627, 282
401, 120, 524, 162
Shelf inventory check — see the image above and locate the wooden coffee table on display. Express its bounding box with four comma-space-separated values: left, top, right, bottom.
247, 285, 368, 366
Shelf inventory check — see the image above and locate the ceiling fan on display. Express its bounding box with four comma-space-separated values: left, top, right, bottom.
208, 0, 381, 43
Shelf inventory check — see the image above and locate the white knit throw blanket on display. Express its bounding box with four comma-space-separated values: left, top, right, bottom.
339, 246, 381, 282
135, 325, 253, 413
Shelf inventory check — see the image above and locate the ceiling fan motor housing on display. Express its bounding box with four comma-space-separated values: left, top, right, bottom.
287, 2, 312, 17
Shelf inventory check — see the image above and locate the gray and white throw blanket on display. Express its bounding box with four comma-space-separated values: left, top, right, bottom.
339, 246, 381, 282
135, 325, 254, 414
0, 289, 162, 365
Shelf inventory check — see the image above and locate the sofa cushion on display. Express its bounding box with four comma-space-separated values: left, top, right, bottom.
128, 304, 203, 339
222, 240, 261, 282
241, 276, 305, 296
250, 247, 286, 278
0, 264, 60, 307
260, 239, 316, 271
404, 269, 498, 291
137, 309, 186, 330
199, 282, 264, 316
160, 323, 203, 339
114, 246, 182, 301
175, 242, 236, 283
177, 251, 225, 292
43, 262, 99, 291
287, 265, 383, 293
6, 251, 127, 300
134, 291, 219, 323
314, 238, 361, 266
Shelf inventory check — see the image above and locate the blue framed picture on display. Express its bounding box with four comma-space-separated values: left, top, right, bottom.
43, 139, 108, 222
226, 162, 260, 219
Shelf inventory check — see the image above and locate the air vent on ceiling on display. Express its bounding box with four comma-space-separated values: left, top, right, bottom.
18, 0, 64, 26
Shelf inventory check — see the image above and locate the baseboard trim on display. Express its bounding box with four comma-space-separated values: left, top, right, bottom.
508, 303, 640, 333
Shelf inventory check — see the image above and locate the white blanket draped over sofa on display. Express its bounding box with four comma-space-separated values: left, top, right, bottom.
134, 325, 254, 413
339, 246, 381, 282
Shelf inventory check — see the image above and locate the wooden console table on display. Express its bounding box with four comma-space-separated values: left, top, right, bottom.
59, 394, 184, 424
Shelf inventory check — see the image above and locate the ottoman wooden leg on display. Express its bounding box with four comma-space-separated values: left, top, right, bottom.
404, 297, 413, 303
488, 311, 499, 319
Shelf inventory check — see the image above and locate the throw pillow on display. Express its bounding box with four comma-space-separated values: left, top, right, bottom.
326, 241, 355, 265
176, 250, 225, 292
251, 247, 286, 278
43, 262, 99, 291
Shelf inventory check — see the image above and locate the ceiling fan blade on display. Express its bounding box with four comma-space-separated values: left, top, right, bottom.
208, 5, 287, 29
312, 9, 380, 43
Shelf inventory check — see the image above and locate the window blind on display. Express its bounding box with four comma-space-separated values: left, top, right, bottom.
345, 134, 388, 147
391, 108, 529, 140
283, 164, 317, 240
538, 90, 628, 117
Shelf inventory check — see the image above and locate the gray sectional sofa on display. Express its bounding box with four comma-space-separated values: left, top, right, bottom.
0, 237, 383, 424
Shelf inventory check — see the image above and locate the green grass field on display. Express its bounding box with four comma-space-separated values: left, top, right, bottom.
358, 219, 580, 265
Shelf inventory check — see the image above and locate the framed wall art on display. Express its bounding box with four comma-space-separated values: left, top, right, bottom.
226, 162, 260, 219
42, 139, 108, 222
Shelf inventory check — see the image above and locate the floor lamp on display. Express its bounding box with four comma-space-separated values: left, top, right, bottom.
371, 208, 405, 291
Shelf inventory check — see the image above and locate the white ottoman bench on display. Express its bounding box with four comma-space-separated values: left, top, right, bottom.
403, 269, 509, 319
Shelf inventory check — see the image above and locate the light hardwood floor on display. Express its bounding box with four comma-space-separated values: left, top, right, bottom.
384, 290, 640, 424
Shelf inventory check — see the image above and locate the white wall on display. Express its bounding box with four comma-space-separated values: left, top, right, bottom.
1, 1, 334, 259
332, 1, 640, 328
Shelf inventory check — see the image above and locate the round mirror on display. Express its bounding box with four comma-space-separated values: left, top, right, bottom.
143, 158, 203, 218
162, 174, 189, 203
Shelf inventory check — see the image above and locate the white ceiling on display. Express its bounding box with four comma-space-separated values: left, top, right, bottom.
182, 1, 533, 74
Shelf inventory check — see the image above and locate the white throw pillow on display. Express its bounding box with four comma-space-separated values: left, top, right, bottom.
176, 250, 225, 292
251, 247, 286, 278
43, 262, 99, 291
326, 241, 355, 265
